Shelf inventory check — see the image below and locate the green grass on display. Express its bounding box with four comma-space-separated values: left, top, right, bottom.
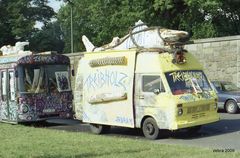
0, 123, 239, 158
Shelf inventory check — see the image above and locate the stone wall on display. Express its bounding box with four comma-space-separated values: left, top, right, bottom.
66, 35, 240, 87
185, 35, 240, 86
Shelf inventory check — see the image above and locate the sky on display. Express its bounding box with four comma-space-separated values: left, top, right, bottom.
35, 0, 64, 28
48, 0, 64, 12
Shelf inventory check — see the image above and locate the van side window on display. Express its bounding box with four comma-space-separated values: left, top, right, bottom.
1, 71, 7, 101
142, 75, 165, 92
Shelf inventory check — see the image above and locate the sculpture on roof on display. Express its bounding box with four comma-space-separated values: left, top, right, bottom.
82, 20, 190, 52
0, 41, 30, 55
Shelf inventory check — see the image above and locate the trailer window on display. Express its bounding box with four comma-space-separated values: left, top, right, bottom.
55, 71, 71, 92
18, 66, 45, 93
9, 71, 15, 101
1, 71, 7, 101
18, 65, 70, 93
45, 65, 70, 92
142, 75, 165, 92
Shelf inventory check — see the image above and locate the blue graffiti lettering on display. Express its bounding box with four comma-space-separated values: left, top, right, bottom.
84, 70, 128, 91
180, 95, 195, 101
115, 116, 133, 124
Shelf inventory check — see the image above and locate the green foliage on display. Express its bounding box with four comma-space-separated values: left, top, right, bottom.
29, 21, 65, 53
0, 0, 55, 46
58, 0, 240, 53
58, 0, 153, 53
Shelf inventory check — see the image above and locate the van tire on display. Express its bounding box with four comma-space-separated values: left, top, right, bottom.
89, 124, 110, 134
142, 117, 160, 140
225, 100, 238, 114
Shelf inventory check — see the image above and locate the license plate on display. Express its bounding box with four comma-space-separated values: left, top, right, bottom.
43, 109, 55, 113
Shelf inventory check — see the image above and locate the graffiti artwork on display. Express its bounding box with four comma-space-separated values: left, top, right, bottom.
55, 71, 71, 92
0, 102, 17, 121
77, 51, 136, 128
84, 69, 128, 91
18, 92, 73, 121
17, 54, 70, 65
115, 116, 133, 124
168, 71, 203, 82
166, 70, 212, 95
180, 95, 196, 102
0, 52, 73, 123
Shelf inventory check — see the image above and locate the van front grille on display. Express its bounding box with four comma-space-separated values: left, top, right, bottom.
187, 104, 210, 114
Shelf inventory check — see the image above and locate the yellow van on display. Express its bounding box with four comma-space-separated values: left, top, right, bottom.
74, 48, 219, 139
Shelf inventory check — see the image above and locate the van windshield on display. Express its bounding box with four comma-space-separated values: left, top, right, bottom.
18, 65, 71, 93
165, 70, 212, 95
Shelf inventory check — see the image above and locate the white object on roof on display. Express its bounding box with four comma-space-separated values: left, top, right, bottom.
0, 41, 30, 55
82, 20, 189, 52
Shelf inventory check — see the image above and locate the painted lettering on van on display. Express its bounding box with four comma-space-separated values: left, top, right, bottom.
180, 95, 195, 101
115, 116, 133, 124
84, 70, 128, 91
169, 71, 203, 82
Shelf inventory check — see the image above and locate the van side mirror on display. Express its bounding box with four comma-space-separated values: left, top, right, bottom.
153, 89, 160, 95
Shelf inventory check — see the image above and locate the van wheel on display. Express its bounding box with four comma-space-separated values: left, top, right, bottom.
89, 124, 110, 134
142, 117, 160, 140
225, 100, 238, 114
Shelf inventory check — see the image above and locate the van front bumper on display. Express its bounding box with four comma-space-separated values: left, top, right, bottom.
174, 112, 220, 130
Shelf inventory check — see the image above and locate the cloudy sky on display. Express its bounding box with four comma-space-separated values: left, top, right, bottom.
48, 0, 64, 12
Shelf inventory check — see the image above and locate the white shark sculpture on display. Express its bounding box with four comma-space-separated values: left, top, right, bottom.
0, 41, 30, 55
82, 20, 189, 52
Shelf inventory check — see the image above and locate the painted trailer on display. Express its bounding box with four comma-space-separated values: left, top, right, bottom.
0, 52, 73, 123
74, 21, 219, 139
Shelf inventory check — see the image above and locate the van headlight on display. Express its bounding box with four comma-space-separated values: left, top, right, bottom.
177, 108, 183, 116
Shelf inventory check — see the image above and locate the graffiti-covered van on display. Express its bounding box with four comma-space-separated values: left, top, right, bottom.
74, 21, 219, 139
0, 51, 73, 123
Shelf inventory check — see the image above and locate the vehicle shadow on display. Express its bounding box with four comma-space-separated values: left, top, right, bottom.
22, 115, 240, 140
170, 118, 240, 140
21, 121, 61, 127
21, 119, 81, 128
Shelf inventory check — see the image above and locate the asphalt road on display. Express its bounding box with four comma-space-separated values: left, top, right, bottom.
45, 112, 240, 151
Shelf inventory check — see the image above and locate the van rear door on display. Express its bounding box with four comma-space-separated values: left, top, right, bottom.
81, 50, 137, 128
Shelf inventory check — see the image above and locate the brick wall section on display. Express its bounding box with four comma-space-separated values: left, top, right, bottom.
185, 35, 240, 86
66, 35, 240, 87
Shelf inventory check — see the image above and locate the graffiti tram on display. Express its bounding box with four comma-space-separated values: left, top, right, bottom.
0, 52, 73, 123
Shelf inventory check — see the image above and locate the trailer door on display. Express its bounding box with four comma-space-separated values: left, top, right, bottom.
0, 69, 17, 122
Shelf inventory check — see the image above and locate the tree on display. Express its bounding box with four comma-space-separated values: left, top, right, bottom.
58, 0, 152, 53
29, 21, 65, 53
57, 0, 240, 53
0, 0, 55, 47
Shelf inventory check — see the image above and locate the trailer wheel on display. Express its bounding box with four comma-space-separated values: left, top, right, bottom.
142, 117, 160, 140
89, 124, 110, 134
